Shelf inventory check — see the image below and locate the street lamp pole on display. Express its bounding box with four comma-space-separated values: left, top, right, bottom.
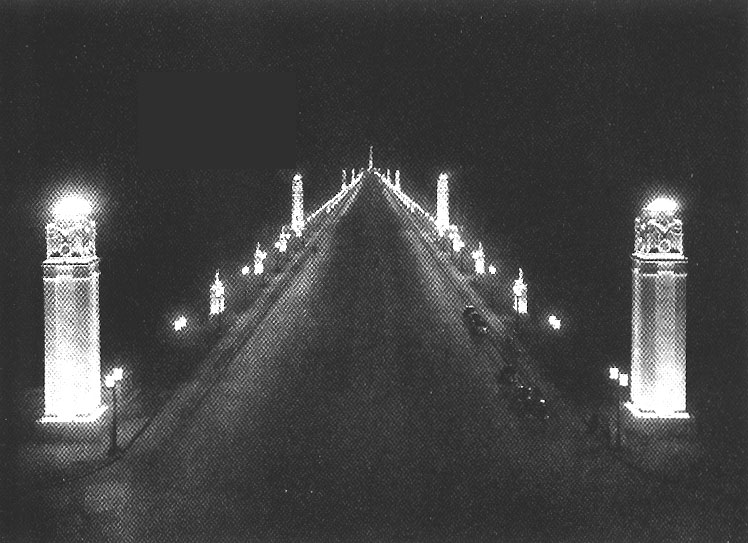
109, 381, 119, 456
105, 368, 123, 457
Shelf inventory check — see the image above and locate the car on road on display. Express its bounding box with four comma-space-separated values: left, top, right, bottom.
462, 305, 488, 335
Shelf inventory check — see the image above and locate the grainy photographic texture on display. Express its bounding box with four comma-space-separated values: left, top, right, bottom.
2, 1, 746, 542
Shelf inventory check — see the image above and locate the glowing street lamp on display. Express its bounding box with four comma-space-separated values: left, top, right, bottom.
488, 264, 497, 275
210, 270, 225, 316
105, 367, 123, 457
173, 315, 187, 331
241, 265, 250, 276
40, 195, 105, 423
254, 242, 267, 275
548, 315, 561, 330
609, 367, 629, 448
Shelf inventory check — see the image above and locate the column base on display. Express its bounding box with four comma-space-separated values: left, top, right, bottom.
624, 402, 695, 438
36, 404, 108, 442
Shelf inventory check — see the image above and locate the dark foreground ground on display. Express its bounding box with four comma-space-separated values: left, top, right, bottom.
8, 175, 743, 542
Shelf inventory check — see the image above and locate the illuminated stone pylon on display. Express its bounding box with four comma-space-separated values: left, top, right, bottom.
291, 173, 304, 237
436, 173, 449, 236
210, 270, 225, 316
627, 197, 690, 420
41, 197, 104, 422
472, 242, 485, 275
254, 243, 267, 275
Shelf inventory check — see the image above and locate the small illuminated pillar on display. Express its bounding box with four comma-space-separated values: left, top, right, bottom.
395, 170, 401, 191
368, 146, 374, 171
210, 270, 225, 316
41, 197, 104, 422
472, 242, 485, 275
627, 197, 689, 419
291, 173, 304, 237
447, 227, 464, 253
350, 168, 355, 183
254, 243, 267, 275
386, 168, 391, 183
513, 268, 528, 315
341, 169, 347, 191
436, 173, 449, 236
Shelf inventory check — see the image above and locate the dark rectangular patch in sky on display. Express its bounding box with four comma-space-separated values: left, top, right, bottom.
138, 73, 296, 169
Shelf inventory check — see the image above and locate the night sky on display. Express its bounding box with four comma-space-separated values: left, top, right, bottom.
3, 2, 746, 435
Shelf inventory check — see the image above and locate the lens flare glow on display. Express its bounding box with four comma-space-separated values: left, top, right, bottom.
645, 197, 678, 214
54, 196, 92, 220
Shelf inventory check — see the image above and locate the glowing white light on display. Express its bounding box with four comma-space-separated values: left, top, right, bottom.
105, 375, 116, 388
488, 264, 496, 275
291, 174, 304, 237
436, 173, 450, 236
174, 316, 187, 331
645, 197, 678, 214
394, 170, 400, 190
54, 196, 92, 220
242, 266, 249, 275
471, 242, 485, 275
112, 367, 123, 381
368, 146, 374, 171
548, 315, 561, 330
619, 373, 629, 387
210, 271, 225, 316
609, 367, 619, 381
513, 268, 528, 314
254, 242, 267, 275
275, 232, 289, 253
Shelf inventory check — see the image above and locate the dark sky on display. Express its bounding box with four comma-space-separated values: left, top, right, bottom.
2, 1, 746, 395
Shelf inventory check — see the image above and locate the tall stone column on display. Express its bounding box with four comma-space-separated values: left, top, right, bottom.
626, 197, 690, 422
41, 197, 104, 422
291, 173, 304, 237
436, 173, 449, 236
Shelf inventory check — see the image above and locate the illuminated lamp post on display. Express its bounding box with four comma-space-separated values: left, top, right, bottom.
210, 270, 225, 317
626, 197, 690, 424
40, 196, 105, 423
254, 242, 267, 275
395, 170, 401, 191
435, 173, 450, 236
105, 367, 123, 457
609, 367, 629, 449
471, 242, 485, 275
291, 173, 304, 237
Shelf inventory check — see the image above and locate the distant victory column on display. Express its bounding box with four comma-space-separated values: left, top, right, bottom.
41, 197, 104, 422
436, 173, 450, 236
291, 173, 304, 237
627, 197, 690, 420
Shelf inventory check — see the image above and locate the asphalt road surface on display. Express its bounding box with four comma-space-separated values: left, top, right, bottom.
12, 174, 731, 542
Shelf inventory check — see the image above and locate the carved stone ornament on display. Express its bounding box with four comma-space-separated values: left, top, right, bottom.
46, 217, 96, 259
634, 205, 683, 256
